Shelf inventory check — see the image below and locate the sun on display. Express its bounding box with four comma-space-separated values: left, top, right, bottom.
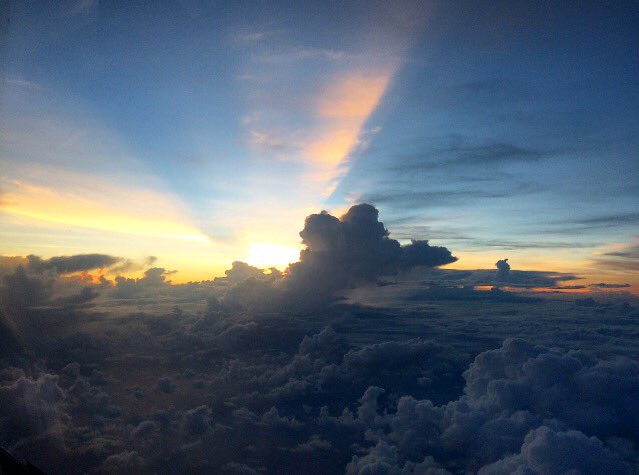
245, 243, 300, 269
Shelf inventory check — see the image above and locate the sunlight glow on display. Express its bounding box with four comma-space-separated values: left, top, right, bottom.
245, 243, 300, 269
1, 178, 210, 243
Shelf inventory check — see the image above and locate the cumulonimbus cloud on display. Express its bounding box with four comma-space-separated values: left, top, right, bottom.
285, 203, 457, 295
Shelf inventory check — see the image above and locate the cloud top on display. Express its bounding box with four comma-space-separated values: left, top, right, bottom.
286, 203, 457, 294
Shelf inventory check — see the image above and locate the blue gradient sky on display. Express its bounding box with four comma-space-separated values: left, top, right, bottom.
1, 1, 638, 287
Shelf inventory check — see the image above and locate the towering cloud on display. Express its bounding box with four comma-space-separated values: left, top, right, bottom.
286, 204, 457, 295
495, 258, 511, 280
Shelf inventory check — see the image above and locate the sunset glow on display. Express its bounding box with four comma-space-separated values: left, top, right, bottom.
245, 243, 301, 269
1, 3, 638, 474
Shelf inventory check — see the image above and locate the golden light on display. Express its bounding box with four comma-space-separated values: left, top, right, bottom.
1, 178, 210, 243
245, 243, 300, 269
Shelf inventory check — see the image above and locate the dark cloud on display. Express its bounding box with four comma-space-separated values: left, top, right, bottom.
285, 204, 456, 299
495, 258, 510, 280
400, 240, 457, 269
0, 374, 67, 468
157, 377, 176, 393
360, 183, 543, 210
0, 266, 50, 313
99, 451, 146, 474
479, 426, 633, 474
394, 265, 580, 292
49, 287, 100, 309
342, 338, 639, 473
27, 254, 122, 274
391, 142, 556, 174
590, 283, 631, 289
110, 268, 177, 298
560, 212, 639, 228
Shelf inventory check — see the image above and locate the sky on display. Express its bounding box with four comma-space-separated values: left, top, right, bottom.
1, 0, 638, 290
2, 3, 639, 473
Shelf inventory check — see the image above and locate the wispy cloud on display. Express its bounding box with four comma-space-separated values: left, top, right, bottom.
256, 46, 348, 64
388, 141, 567, 174
59, 0, 99, 18
593, 242, 639, 273
560, 212, 639, 228
4, 77, 42, 90
359, 182, 544, 209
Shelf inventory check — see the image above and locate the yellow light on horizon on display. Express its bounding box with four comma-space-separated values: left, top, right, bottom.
1, 178, 210, 243
245, 243, 300, 269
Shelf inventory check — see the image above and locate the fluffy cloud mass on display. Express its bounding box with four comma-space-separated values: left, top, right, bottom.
0, 204, 638, 474
287, 204, 457, 296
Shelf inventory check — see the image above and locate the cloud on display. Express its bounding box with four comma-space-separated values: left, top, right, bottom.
345, 338, 639, 473
495, 258, 510, 280
51, 287, 100, 307
60, 0, 99, 18
220, 261, 269, 285
590, 282, 631, 289
479, 426, 633, 475
27, 254, 122, 274
1, 259, 638, 474
208, 204, 457, 311
4, 77, 42, 91
0, 205, 637, 473
346, 440, 451, 475
0, 374, 67, 459
99, 451, 146, 473
559, 212, 639, 229
0, 266, 50, 313
593, 243, 639, 273
474, 239, 597, 250
110, 267, 176, 298
360, 184, 543, 209
285, 204, 456, 298
400, 240, 457, 269
156, 377, 176, 394
390, 142, 559, 174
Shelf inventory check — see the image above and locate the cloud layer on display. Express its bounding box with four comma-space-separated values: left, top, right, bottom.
0, 204, 637, 474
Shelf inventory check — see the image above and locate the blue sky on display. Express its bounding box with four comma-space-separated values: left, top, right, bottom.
1, 0, 638, 286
